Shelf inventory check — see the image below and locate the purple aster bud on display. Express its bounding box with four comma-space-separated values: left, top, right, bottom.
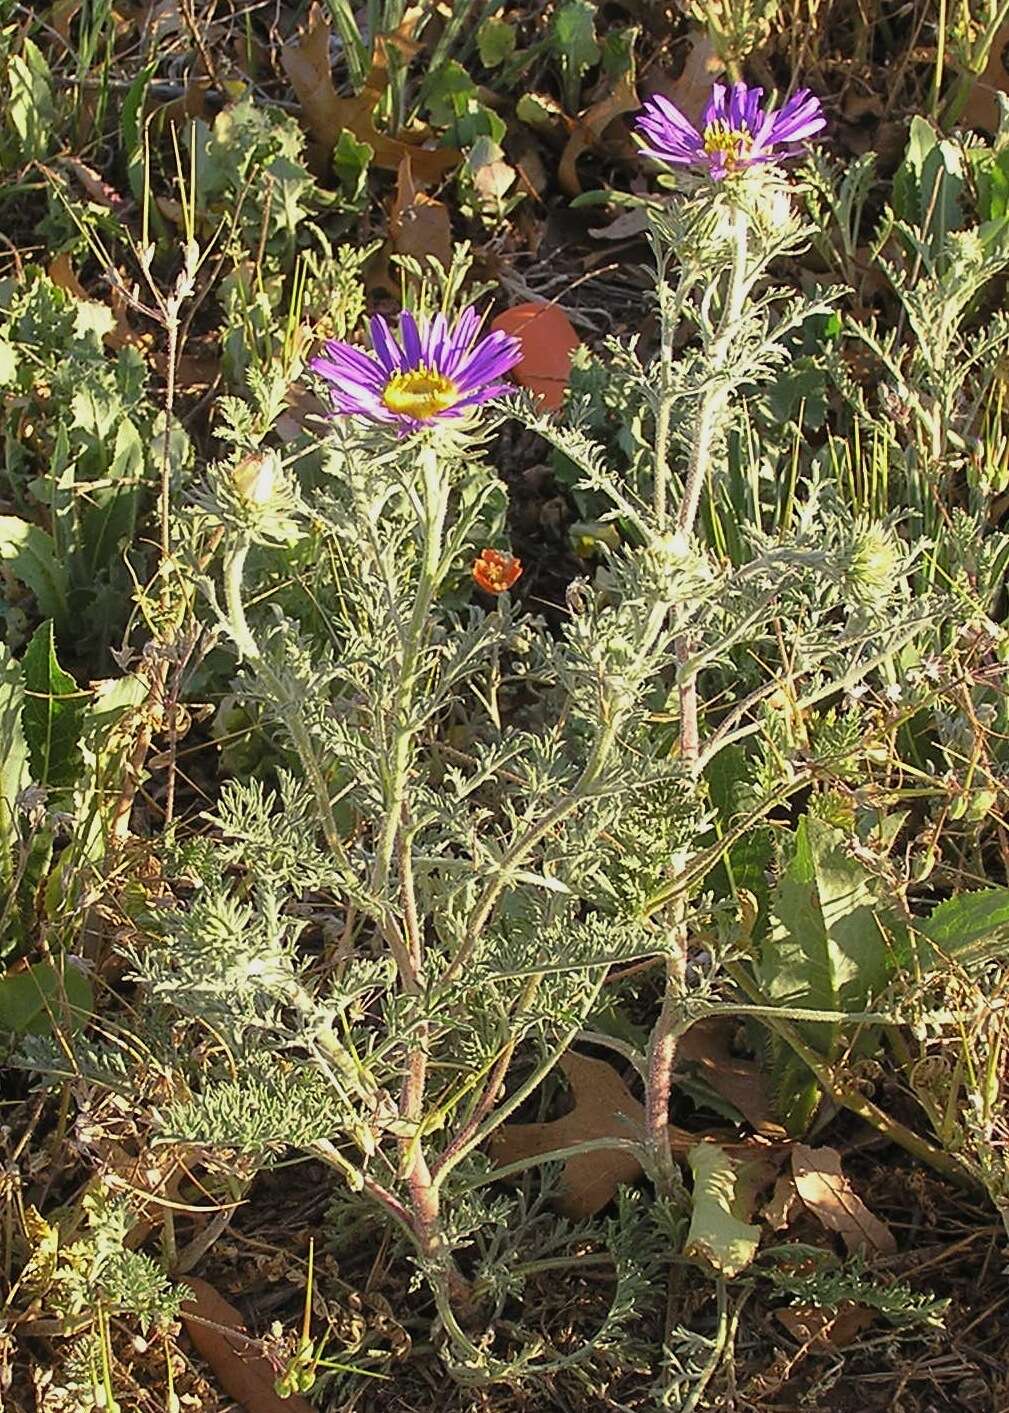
309, 307, 523, 433
636, 81, 826, 181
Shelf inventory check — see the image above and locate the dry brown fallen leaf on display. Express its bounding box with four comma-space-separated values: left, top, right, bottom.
60, 157, 130, 214
791, 1144, 897, 1257
281, 2, 459, 183
776, 1300, 874, 1351
390, 154, 452, 269
762, 1172, 804, 1230
643, 32, 722, 129
181, 1276, 314, 1413
678, 1017, 787, 1139
49, 0, 83, 48
961, 26, 1009, 133
559, 70, 639, 197
492, 1051, 787, 1219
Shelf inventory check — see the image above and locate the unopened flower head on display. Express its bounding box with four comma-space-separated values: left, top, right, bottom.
310, 307, 522, 433
232, 450, 279, 506
473, 548, 522, 594
636, 82, 826, 181
842, 523, 903, 607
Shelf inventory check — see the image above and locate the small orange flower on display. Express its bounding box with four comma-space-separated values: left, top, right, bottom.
473, 548, 523, 594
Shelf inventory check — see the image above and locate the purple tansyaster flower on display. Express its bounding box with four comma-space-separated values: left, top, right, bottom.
310, 307, 522, 432
636, 82, 826, 181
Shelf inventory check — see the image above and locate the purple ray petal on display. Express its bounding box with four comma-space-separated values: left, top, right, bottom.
453, 332, 522, 392
370, 315, 403, 373
398, 310, 423, 370
766, 89, 827, 145
702, 82, 729, 129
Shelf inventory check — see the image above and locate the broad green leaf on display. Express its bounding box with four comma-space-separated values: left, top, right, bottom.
892, 115, 939, 226
0, 339, 17, 387
73, 672, 147, 865
424, 61, 477, 126
0, 517, 69, 627
332, 130, 373, 207
684, 1143, 760, 1278
81, 417, 142, 575
0, 644, 30, 892
705, 745, 773, 930
758, 815, 906, 1133
0, 960, 93, 1035
7, 39, 55, 161
892, 114, 963, 256
122, 62, 156, 200
553, 0, 601, 77
974, 146, 1009, 223
477, 17, 516, 67
761, 815, 899, 1037
917, 887, 1009, 968
21, 622, 89, 793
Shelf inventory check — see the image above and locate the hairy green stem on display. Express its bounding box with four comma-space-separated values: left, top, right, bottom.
373, 442, 448, 908
654, 272, 676, 530
644, 203, 751, 1198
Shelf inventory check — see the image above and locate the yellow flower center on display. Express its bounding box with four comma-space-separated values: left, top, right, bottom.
702, 120, 752, 169
382, 367, 458, 420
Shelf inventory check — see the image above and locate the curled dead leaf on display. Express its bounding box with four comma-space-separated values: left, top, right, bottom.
181, 1276, 314, 1413
49, 0, 83, 46
684, 1142, 761, 1277
60, 157, 130, 214
643, 32, 721, 129
791, 1144, 897, 1257
559, 71, 639, 197
490, 1053, 644, 1217
763, 1173, 803, 1231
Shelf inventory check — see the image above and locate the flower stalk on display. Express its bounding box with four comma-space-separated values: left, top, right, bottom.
644, 200, 751, 1198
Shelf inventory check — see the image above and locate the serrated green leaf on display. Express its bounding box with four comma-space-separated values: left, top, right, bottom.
0, 517, 69, 628
332, 129, 373, 207
917, 886, 1009, 968
424, 60, 477, 126
684, 1143, 760, 1277
21, 622, 89, 793
516, 92, 562, 130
